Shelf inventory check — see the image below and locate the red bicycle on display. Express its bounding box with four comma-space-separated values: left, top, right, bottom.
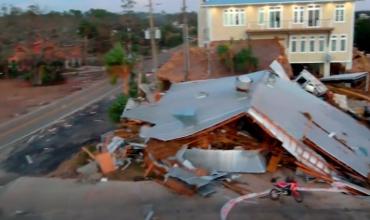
269, 179, 303, 203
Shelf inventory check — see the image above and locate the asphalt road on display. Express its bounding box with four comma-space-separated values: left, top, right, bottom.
0, 78, 121, 149
1, 98, 117, 175
0, 49, 177, 179
0, 48, 175, 151
1, 177, 370, 220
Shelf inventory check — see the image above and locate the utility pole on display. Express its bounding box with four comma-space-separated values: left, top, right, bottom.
148, 0, 159, 76
182, 0, 190, 81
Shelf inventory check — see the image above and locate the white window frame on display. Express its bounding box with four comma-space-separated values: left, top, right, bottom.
223, 8, 246, 26
318, 36, 326, 52
309, 36, 315, 52
307, 4, 321, 27
268, 6, 283, 29
300, 36, 307, 52
339, 34, 347, 52
330, 35, 338, 52
258, 7, 265, 25
290, 36, 298, 53
293, 6, 304, 24
334, 4, 345, 23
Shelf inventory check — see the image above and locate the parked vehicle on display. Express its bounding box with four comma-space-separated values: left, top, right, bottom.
269, 179, 303, 203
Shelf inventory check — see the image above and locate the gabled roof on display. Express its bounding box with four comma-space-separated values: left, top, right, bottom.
202, 0, 349, 6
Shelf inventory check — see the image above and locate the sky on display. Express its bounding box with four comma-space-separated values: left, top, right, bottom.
0, 0, 200, 13
0, 0, 370, 13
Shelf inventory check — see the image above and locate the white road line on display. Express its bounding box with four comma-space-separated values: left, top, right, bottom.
0, 85, 121, 151
0, 77, 108, 130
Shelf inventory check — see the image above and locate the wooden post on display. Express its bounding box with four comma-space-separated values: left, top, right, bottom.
267, 152, 283, 173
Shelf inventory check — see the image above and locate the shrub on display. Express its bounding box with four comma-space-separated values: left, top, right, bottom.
21, 72, 32, 81
8, 61, 19, 78
108, 94, 128, 123
233, 48, 258, 72
217, 44, 234, 72
39, 61, 65, 85
217, 44, 230, 61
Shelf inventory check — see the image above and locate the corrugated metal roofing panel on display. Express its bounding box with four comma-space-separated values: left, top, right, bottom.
250, 74, 370, 178
122, 71, 267, 141
183, 149, 266, 173
320, 72, 368, 82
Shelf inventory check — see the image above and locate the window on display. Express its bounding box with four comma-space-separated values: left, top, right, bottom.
293, 6, 304, 24
303, 151, 310, 159
307, 5, 320, 27
258, 8, 265, 25
335, 4, 345, 22
309, 36, 315, 52
223, 8, 246, 26
269, 6, 282, 28
319, 36, 325, 52
340, 35, 347, 51
300, 37, 306, 52
291, 36, 298, 52
297, 77, 307, 85
309, 156, 318, 164
331, 35, 337, 52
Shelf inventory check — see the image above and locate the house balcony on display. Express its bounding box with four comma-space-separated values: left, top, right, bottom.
246, 19, 334, 35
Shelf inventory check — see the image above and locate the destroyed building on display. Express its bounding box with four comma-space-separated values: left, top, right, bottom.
121, 66, 370, 195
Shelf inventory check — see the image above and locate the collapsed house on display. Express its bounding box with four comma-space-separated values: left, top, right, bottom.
120, 65, 370, 195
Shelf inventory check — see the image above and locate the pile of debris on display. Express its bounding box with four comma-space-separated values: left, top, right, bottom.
292, 67, 370, 126
63, 61, 369, 197
118, 61, 370, 196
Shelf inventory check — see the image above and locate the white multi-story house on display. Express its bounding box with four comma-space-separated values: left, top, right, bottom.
198, 0, 357, 76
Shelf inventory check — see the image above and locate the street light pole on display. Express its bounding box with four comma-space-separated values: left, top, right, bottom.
182, 0, 190, 81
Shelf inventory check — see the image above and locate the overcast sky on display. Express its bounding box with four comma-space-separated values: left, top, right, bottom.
1, 0, 370, 13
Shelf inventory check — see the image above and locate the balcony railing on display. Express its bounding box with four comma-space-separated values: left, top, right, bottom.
247, 19, 333, 31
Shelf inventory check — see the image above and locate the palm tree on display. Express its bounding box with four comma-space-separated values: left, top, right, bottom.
104, 43, 135, 95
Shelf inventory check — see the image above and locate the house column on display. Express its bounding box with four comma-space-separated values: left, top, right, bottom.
321, 62, 330, 77
345, 61, 353, 71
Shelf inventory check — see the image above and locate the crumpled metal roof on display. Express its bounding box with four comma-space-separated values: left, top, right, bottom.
250, 74, 370, 177
122, 71, 267, 141
183, 149, 266, 173
123, 70, 370, 178
166, 167, 227, 188
321, 72, 368, 82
